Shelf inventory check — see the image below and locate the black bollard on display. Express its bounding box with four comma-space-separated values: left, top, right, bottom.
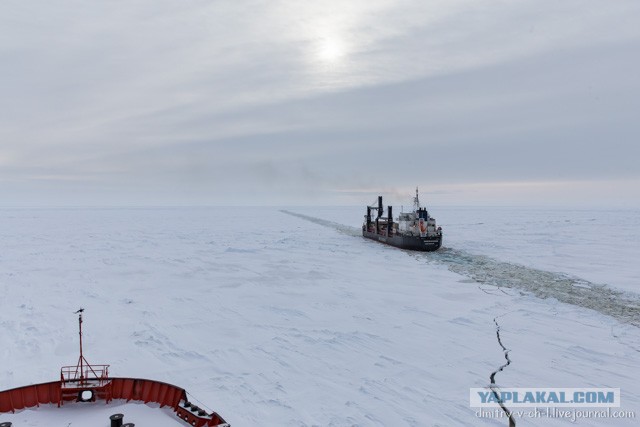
109, 413, 124, 427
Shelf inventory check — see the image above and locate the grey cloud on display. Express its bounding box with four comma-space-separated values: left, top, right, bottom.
1, 1, 639, 206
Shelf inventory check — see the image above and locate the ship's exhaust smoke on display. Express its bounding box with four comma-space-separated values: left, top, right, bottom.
281, 210, 361, 237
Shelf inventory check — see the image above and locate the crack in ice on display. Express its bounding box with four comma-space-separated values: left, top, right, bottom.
489, 316, 516, 427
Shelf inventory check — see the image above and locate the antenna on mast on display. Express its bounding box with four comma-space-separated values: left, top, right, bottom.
74, 307, 89, 382
75, 308, 85, 380
60, 308, 111, 404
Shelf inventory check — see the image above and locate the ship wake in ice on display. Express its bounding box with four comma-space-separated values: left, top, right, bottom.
282, 210, 640, 327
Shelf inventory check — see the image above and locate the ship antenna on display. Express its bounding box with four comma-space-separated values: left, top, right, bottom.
75, 308, 85, 380
414, 187, 420, 212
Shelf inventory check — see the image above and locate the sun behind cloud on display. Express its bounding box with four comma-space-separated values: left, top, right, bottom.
317, 37, 346, 63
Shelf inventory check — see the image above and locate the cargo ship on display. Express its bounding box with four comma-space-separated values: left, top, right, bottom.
0, 309, 229, 427
363, 188, 442, 251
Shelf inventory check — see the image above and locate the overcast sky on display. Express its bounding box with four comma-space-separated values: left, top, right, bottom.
1, 0, 639, 207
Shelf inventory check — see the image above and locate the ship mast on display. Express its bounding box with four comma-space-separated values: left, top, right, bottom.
413, 187, 420, 212
75, 308, 87, 382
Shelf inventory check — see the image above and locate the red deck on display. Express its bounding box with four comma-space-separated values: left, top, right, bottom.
0, 310, 227, 426
0, 378, 227, 426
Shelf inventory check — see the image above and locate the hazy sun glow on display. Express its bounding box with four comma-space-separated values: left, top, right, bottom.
317, 38, 345, 63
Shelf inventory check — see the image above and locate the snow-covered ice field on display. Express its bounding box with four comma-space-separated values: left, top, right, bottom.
0, 206, 638, 426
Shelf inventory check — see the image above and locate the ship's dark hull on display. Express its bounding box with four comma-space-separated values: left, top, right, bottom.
362, 229, 442, 251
